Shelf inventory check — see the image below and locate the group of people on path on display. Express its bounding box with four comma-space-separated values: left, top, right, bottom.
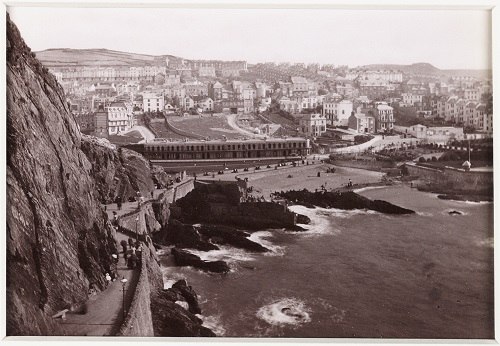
120, 238, 142, 269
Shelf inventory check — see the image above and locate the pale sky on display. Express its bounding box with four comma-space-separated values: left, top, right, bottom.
7, 7, 492, 70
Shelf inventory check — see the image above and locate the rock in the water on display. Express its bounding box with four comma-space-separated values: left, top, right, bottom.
171, 248, 230, 273
197, 224, 269, 252
296, 214, 311, 224
151, 291, 216, 337
157, 220, 219, 251
171, 279, 202, 315
276, 190, 415, 214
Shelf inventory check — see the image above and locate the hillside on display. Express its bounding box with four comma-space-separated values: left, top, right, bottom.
357, 62, 491, 79
35, 48, 171, 67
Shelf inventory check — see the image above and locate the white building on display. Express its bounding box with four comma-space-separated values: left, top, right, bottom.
323, 99, 353, 126
299, 113, 327, 137
107, 102, 133, 135
142, 92, 165, 112
402, 93, 423, 106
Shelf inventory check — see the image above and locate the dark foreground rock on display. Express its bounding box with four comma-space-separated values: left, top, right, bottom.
151, 290, 215, 337
171, 248, 230, 273
197, 224, 269, 252
7, 14, 118, 335
277, 189, 415, 214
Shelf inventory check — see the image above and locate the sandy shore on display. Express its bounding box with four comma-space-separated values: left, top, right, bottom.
198, 162, 385, 199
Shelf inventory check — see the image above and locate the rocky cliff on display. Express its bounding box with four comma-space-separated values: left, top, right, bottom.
7, 14, 118, 335
80, 136, 155, 203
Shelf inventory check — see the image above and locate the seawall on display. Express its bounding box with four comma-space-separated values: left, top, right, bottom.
405, 163, 492, 193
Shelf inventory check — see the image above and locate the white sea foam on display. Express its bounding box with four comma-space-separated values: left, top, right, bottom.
353, 185, 387, 194
461, 200, 492, 205
160, 266, 187, 289
249, 231, 285, 256
186, 246, 255, 263
256, 298, 311, 326
416, 211, 434, 217
196, 314, 226, 336
175, 300, 189, 310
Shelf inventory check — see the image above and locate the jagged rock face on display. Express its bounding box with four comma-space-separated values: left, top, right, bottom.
7, 15, 116, 335
80, 136, 154, 203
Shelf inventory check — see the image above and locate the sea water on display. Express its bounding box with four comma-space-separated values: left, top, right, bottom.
158, 185, 493, 338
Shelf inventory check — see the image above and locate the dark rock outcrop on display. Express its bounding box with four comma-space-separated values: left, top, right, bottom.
296, 214, 311, 224
7, 15, 117, 335
169, 280, 201, 314
276, 190, 415, 214
151, 291, 215, 337
80, 136, 155, 204
175, 184, 298, 230
153, 220, 219, 251
197, 224, 269, 252
171, 248, 230, 273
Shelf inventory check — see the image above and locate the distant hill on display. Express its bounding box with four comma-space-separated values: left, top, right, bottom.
357, 62, 491, 79
35, 48, 175, 67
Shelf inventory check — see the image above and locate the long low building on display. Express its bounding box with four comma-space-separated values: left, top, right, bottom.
125, 137, 311, 161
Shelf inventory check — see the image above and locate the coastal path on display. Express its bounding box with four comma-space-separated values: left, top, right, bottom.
57, 181, 188, 336
58, 230, 140, 336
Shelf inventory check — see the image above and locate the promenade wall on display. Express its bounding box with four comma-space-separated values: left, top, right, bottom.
116, 244, 162, 336
115, 179, 195, 336
405, 163, 492, 192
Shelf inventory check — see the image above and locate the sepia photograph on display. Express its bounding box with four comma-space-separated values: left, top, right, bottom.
4, 1, 496, 341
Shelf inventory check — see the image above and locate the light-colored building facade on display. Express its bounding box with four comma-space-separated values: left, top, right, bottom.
374, 103, 394, 132
107, 102, 133, 135
299, 113, 327, 137
143, 92, 165, 112
323, 99, 353, 126
348, 110, 376, 134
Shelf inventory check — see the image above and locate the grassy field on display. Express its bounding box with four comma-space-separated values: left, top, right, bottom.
169, 114, 244, 140
148, 119, 186, 140
108, 130, 143, 145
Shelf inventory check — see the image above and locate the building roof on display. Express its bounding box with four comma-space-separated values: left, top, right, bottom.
376, 104, 393, 111
291, 76, 307, 84
109, 102, 126, 108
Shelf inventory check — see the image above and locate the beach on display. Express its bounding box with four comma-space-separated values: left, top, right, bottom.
199, 162, 385, 198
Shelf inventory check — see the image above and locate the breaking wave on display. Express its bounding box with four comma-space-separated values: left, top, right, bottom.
160, 266, 187, 289
197, 314, 226, 336
187, 246, 255, 263
249, 231, 285, 256
353, 185, 387, 194
256, 298, 311, 326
